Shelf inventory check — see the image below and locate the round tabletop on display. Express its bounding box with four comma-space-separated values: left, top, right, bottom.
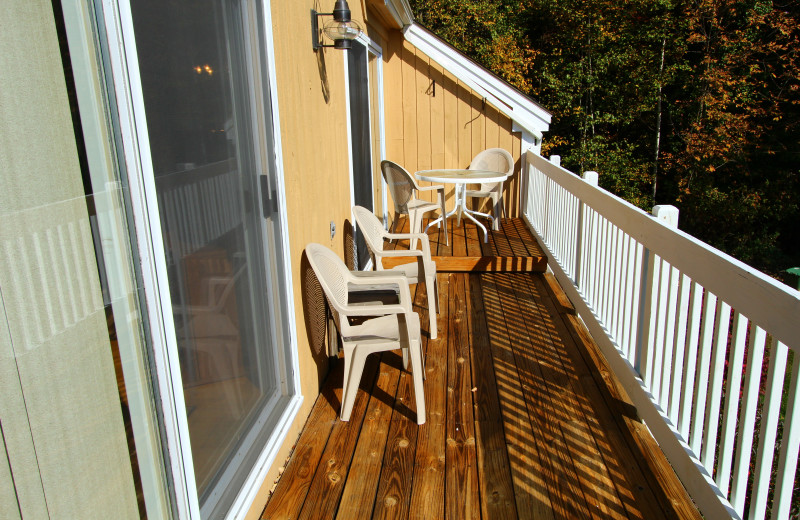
415, 169, 509, 184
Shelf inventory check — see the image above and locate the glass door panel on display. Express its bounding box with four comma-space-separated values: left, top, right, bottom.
368, 51, 385, 222
348, 41, 373, 270
129, 0, 280, 509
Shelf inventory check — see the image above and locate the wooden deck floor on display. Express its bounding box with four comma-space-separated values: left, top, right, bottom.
262, 219, 700, 520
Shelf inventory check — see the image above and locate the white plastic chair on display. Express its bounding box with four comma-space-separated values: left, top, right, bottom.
352, 205, 440, 340
465, 148, 514, 230
305, 243, 426, 424
381, 160, 448, 248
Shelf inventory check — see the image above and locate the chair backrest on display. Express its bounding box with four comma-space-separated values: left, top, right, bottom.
305, 243, 349, 314
381, 160, 417, 214
352, 205, 386, 257
469, 148, 514, 175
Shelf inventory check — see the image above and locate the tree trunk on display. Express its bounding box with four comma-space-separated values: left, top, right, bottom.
653, 37, 666, 202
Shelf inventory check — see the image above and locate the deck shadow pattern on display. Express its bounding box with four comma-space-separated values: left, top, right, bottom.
262, 263, 700, 518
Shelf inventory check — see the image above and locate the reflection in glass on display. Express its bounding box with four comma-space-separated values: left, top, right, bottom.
130, 0, 279, 508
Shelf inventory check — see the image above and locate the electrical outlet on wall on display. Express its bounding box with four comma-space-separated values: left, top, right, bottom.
330, 221, 336, 239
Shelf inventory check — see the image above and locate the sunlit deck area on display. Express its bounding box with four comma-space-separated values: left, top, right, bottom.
262, 219, 700, 519
382, 216, 548, 273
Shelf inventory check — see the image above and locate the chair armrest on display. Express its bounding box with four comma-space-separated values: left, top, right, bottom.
340, 303, 410, 317
375, 248, 423, 258
347, 271, 414, 311
417, 185, 444, 193
383, 233, 431, 257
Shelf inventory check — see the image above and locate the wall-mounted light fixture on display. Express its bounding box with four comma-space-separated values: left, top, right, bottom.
312, 0, 362, 50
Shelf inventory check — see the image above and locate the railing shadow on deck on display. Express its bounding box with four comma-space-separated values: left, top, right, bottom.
476, 271, 688, 519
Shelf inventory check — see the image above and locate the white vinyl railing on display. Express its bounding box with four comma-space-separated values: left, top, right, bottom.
523, 150, 800, 520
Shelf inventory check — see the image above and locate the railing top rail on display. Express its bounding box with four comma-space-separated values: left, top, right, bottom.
526, 150, 800, 351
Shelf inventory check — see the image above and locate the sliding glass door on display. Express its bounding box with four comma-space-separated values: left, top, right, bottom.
125, 0, 291, 515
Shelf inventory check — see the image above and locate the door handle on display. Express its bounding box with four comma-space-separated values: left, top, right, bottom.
260, 175, 278, 218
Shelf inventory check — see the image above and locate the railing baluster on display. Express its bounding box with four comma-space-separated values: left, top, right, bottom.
651, 257, 668, 403
659, 264, 680, 410
628, 241, 643, 367
576, 171, 598, 289
668, 273, 691, 422
718, 311, 749, 496
702, 300, 731, 469
635, 238, 656, 381
589, 209, 599, 309
618, 233, 632, 355
747, 340, 787, 519
691, 291, 718, 454
599, 218, 609, 326
730, 325, 766, 514
773, 346, 800, 519
750, 341, 789, 518
679, 280, 702, 439
612, 227, 624, 343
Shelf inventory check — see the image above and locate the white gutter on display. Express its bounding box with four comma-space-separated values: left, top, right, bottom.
403, 23, 550, 144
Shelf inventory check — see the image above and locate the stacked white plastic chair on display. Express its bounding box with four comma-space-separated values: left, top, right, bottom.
352, 205, 440, 340
305, 243, 426, 424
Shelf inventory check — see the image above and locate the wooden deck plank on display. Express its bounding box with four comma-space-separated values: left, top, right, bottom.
510, 217, 545, 258
446, 274, 480, 520
467, 274, 519, 520
471, 272, 556, 520
527, 273, 671, 520
497, 272, 631, 520
407, 274, 449, 520
334, 351, 402, 519
464, 215, 484, 258
372, 279, 430, 519
298, 355, 381, 520
260, 368, 341, 520
500, 219, 536, 258
371, 410, 418, 519
481, 273, 590, 520
372, 340, 424, 518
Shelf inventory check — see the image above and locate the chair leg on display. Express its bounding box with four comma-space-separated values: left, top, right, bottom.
410, 209, 424, 250
438, 190, 449, 246
340, 344, 368, 421
409, 340, 426, 425
491, 191, 502, 231
426, 275, 438, 340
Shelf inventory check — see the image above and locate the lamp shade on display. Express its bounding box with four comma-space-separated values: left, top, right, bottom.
322, 18, 362, 49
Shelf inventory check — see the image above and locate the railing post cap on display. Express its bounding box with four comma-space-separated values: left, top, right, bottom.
652, 205, 679, 227
549, 155, 560, 166
582, 170, 599, 186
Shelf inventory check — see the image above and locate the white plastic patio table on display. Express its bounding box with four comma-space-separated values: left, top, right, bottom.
415, 169, 509, 242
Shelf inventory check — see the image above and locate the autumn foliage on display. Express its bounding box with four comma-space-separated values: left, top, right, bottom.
410, 0, 800, 277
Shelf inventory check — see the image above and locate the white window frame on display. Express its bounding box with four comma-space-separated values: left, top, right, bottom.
95, 0, 302, 518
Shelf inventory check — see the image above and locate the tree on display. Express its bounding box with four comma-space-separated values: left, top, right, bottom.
411, 0, 800, 276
